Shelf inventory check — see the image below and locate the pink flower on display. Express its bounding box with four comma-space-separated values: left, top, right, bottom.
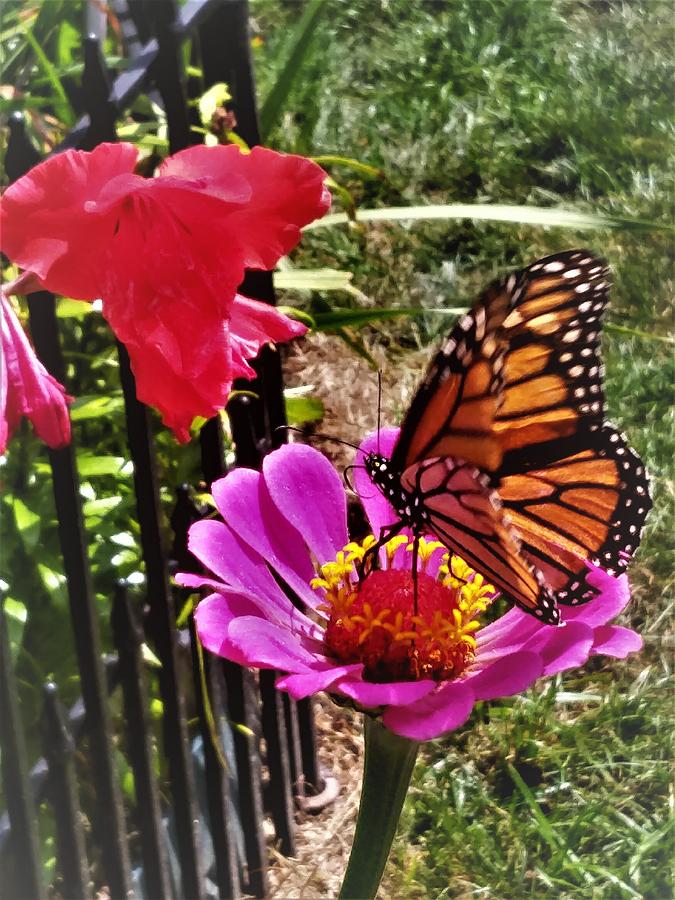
1, 292, 71, 453
177, 432, 642, 741
0, 142, 330, 441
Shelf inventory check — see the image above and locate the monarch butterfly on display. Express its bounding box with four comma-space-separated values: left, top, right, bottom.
363, 250, 651, 625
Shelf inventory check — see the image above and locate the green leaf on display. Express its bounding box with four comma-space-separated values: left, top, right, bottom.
37, 563, 67, 604
313, 305, 466, 330
276, 305, 316, 328
57, 298, 93, 318
197, 82, 232, 125
311, 156, 384, 180
3, 597, 27, 626
77, 455, 128, 477
304, 204, 671, 233
274, 268, 355, 292
4, 597, 27, 660
141, 643, 162, 669
259, 0, 326, 139
176, 596, 195, 628
13, 497, 41, 550
56, 20, 79, 68
70, 394, 124, 422
285, 395, 325, 426
82, 496, 123, 518
23, 25, 74, 126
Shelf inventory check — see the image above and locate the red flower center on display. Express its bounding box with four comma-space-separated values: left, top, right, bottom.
314, 537, 497, 684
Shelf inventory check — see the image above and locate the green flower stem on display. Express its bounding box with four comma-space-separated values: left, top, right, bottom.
339, 716, 419, 900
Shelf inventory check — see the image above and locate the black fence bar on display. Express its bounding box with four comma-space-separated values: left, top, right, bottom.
0, 603, 46, 900
259, 670, 296, 856
283, 694, 304, 797
117, 343, 205, 900
0, 657, 121, 850
189, 617, 241, 900
111, 584, 173, 900
41, 683, 90, 900
152, 0, 196, 154
4, 117, 133, 898
223, 661, 269, 898
297, 698, 323, 792
78, 25, 204, 898
58, 0, 227, 152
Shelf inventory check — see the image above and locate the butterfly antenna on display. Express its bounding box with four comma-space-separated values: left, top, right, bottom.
376, 370, 383, 454
343, 464, 366, 492
276, 425, 362, 453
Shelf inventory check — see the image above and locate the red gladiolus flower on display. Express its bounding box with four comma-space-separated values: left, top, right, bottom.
0, 142, 330, 440
1, 292, 71, 453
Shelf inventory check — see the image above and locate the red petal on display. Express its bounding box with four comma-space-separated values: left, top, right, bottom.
100, 203, 240, 441
0, 143, 138, 299
160, 145, 331, 270
230, 293, 307, 378
1, 295, 71, 452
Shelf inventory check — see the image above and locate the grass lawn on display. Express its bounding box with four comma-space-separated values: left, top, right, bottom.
255, 1, 674, 896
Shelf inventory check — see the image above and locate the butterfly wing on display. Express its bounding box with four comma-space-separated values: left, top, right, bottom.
385, 249, 649, 619
499, 424, 651, 605
390, 278, 516, 474
495, 249, 611, 453
401, 457, 559, 623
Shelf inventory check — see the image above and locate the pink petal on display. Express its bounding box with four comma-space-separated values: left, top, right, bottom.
562, 569, 631, 626
174, 572, 226, 592
229, 294, 307, 380
276, 664, 364, 700
382, 682, 475, 741
263, 444, 348, 563
524, 621, 595, 676
477, 606, 542, 657
159, 145, 331, 270
226, 616, 323, 672
1, 294, 71, 452
211, 464, 321, 611
187, 519, 287, 610
354, 428, 401, 535
591, 625, 643, 659
194, 593, 260, 665
0, 143, 138, 299
465, 651, 542, 700
337, 678, 436, 708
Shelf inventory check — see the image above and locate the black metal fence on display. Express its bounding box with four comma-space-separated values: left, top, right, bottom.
0, 2, 329, 897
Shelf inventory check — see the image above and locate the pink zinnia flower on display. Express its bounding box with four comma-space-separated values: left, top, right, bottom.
0, 142, 330, 441
1, 292, 71, 453
177, 430, 642, 741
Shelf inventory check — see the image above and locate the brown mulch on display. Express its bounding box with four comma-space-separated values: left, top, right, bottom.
267, 696, 364, 899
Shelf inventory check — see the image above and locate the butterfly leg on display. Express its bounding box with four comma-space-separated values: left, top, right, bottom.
411, 534, 420, 616
358, 521, 406, 580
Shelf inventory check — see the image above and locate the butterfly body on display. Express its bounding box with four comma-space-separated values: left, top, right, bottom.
365, 250, 651, 625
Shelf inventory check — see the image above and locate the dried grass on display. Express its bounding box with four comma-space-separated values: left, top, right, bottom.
266, 696, 364, 899
284, 331, 425, 472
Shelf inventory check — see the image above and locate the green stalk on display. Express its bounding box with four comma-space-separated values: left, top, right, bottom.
339, 717, 419, 900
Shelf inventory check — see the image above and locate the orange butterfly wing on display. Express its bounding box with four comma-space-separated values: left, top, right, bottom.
401, 457, 558, 622
383, 249, 650, 620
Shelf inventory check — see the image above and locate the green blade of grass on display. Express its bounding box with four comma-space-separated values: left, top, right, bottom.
508, 763, 594, 886
259, 0, 326, 140
313, 306, 467, 329
23, 25, 74, 127
305, 204, 671, 233
311, 155, 384, 179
